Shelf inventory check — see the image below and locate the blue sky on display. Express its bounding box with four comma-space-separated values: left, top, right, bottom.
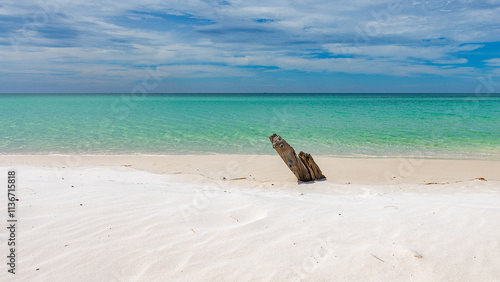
1, 0, 500, 93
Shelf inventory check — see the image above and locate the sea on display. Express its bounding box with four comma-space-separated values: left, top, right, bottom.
0, 93, 499, 159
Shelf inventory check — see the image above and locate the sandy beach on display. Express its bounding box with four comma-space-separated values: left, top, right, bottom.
1, 155, 500, 281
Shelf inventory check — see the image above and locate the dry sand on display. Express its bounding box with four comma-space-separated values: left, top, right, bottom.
1, 155, 499, 281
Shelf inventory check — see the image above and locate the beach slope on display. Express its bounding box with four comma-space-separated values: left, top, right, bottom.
1, 155, 499, 281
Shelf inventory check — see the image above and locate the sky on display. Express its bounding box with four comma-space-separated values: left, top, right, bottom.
1, 0, 500, 93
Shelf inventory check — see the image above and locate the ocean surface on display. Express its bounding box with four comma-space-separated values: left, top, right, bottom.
0, 93, 499, 159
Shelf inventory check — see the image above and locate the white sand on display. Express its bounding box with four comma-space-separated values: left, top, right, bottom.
1, 155, 499, 281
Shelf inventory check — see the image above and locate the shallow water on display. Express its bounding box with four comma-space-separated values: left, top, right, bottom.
0, 93, 499, 159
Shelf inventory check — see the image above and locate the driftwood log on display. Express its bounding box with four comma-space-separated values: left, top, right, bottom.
269, 134, 326, 182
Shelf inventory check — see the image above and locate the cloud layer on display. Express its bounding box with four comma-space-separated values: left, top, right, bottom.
1, 0, 500, 92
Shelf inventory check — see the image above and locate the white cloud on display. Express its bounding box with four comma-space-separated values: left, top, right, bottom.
157, 64, 254, 78
323, 44, 480, 63
269, 56, 477, 77
434, 58, 468, 64
484, 58, 500, 67
1, 0, 499, 88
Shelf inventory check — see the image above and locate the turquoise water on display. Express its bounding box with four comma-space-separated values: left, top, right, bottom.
0, 93, 499, 159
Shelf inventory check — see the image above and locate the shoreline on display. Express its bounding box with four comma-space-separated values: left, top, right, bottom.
1, 154, 499, 185
1, 152, 499, 161
2, 151, 500, 158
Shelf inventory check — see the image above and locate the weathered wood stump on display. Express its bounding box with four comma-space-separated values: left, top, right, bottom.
269, 134, 326, 182
298, 151, 326, 180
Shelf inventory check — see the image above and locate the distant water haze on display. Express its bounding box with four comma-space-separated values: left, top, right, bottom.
0, 93, 499, 159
